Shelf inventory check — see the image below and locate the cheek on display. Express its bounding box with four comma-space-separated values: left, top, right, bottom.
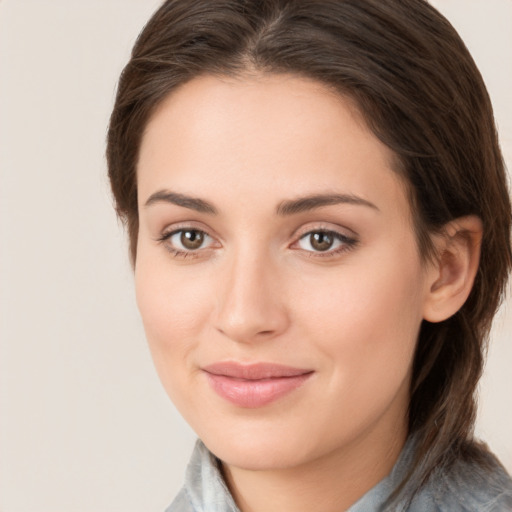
134, 256, 219, 422
134, 253, 213, 374
291, 246, 425, 387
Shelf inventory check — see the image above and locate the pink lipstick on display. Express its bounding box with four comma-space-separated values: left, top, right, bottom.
202, 362, 313, 408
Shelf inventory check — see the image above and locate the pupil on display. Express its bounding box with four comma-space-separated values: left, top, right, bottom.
181, 230, 204, 249
311, 232, 333, 251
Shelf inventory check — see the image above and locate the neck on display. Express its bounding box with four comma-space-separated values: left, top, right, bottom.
222, 416, 408, 512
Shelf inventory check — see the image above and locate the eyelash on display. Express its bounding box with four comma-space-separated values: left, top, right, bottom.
296, 230, 358, 258
156, 227, 358, 260
156, 228, 212, 259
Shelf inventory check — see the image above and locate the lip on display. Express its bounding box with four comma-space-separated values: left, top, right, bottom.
202, 362, 314, 408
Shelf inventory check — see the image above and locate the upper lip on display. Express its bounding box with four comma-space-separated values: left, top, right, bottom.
202, 362, 313, 380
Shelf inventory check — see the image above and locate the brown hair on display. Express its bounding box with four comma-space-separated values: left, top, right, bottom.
107, 0, 511, 506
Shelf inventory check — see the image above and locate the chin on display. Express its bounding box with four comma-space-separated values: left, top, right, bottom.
209, 439, 307, 471
196, 421, 328, 471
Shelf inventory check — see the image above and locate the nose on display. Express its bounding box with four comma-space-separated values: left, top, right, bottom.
213, 250, 290, 344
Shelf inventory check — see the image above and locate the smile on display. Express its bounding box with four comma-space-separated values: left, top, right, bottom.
202, 362, 314, 408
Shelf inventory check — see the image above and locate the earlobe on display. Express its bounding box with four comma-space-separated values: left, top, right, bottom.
422, 216, 483, 323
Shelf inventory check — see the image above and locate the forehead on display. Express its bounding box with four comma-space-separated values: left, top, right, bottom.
137, 73, 410, 221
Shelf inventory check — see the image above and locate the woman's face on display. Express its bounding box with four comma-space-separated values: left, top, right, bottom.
135, 74, 433, 471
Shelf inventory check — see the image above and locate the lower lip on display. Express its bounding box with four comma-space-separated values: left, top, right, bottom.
204, 372, 313, 408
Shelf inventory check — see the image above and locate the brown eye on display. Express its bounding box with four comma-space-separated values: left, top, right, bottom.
160, 228, 215, 257
180, 230, 205, 250
296, 230, 356, 255
309, 232, 334, 251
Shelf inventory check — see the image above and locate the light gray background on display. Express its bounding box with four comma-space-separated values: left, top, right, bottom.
0, 1, 511, 511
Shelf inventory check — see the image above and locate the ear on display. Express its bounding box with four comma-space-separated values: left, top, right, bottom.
422, 215, 483, 323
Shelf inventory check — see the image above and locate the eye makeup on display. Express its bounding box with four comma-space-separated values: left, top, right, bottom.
155, 223, 359, 261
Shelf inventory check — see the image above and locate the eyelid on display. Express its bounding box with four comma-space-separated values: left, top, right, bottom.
155, 222, 222, 258
157, 220, 220, 242
154, 221, 358, 259
291, 222, 358, 241
289, 224, 359, 256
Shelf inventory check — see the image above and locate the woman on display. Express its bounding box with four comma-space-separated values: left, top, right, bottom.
106, 0, 512, 510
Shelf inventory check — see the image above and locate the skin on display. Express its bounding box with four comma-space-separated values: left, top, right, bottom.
135, 73, 482, 512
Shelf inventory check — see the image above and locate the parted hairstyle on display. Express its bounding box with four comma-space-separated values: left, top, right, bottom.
107, 0, 511, 507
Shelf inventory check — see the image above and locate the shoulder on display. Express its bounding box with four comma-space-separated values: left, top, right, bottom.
384, 438, 512, 512
427, 449, 512, 512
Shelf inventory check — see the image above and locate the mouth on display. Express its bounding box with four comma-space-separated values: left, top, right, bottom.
202, 362, 314, 408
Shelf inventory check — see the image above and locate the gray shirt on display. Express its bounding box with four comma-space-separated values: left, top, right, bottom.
166, 438, 512, 511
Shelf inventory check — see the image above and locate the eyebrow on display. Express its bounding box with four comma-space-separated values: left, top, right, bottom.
144, 190, 218, 214
276, 193, 379, 215
144, 190, 379, 216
